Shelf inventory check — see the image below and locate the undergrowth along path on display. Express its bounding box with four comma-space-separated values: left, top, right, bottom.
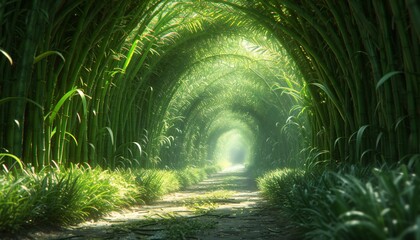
28, 165, 292, 240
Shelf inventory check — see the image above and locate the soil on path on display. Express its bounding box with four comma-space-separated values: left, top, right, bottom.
25, 165, 296, 240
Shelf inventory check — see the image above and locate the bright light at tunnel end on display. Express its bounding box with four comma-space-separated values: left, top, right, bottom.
221, 164, 246, 173
214, 129, 253, 170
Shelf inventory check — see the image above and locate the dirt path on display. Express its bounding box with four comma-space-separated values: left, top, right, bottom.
27, 165, 294, 240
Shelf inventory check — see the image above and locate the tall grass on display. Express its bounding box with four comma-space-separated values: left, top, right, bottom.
0, 165, 139, 233
0, 164, 218, 234
135, 165, 220, 203
135, 169, 180, 204
258, 165, 420, 239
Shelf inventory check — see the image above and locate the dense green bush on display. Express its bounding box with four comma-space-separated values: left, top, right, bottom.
134, 166, 220, 204
0, 165, 218, 233
257, 168, 304, 206
175, 167, 208, 188
258, 165, 420, 239
204, 165, 221, 175
0, 173, 35, 232
0, 165, 139, 232
135, 169, 180, 204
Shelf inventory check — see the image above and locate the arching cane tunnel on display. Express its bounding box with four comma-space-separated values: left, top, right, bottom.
0, 0, 419, 237
155, 28, 305, 170
1, 0, 312, 170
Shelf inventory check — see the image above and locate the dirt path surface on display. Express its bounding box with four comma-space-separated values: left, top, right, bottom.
26, 165, 293, 240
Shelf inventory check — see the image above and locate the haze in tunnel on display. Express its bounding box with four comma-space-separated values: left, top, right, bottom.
153, 14, 306, 170
213, 129, 252, 167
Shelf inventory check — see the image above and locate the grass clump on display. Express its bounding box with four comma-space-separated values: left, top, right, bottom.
69, 167, 138, 218
175, 167, 208, 188
0, 173, 35, 233
257, 168, 304, 205
204, 165, 221, 175
0, 165, 139, 233
258, 165, 420, 239
135, 169, 180, 204
0, 164, 219, 234
134, 166, 220, 204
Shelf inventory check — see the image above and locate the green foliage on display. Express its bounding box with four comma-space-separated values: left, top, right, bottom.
0, 0, 308, 173
33, 51, 65, 64
175, 167, 208, 187
0, 173, 35, 232
0, 164, 218, 233
0, 153, 24, 171
134, 166, 216, 204
135, 169, 180, 204
0, 47, 13, 65
239, 0, 420, 164
258, 165, 420, 239
257, 168, 304, 205
204, 164, 221, 175
0, 0, 169, 168
0, 165, 138, 233
1, 1, 419, 238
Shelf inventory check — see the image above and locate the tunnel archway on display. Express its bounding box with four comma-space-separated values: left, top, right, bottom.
0, 0, 418, 172
1, 1, 419, 237
141, 8, 306, 170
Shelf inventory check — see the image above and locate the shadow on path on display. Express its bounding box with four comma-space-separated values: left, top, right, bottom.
25, 165, 296, 240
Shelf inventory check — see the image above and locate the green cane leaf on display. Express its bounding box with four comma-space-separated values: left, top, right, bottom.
0, 153, 23, 170
0, 48, 13, 65
376, 71, 404, 89
0, 97, 43, 110
46, 88, 79, 125
34, 51, 65, 64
